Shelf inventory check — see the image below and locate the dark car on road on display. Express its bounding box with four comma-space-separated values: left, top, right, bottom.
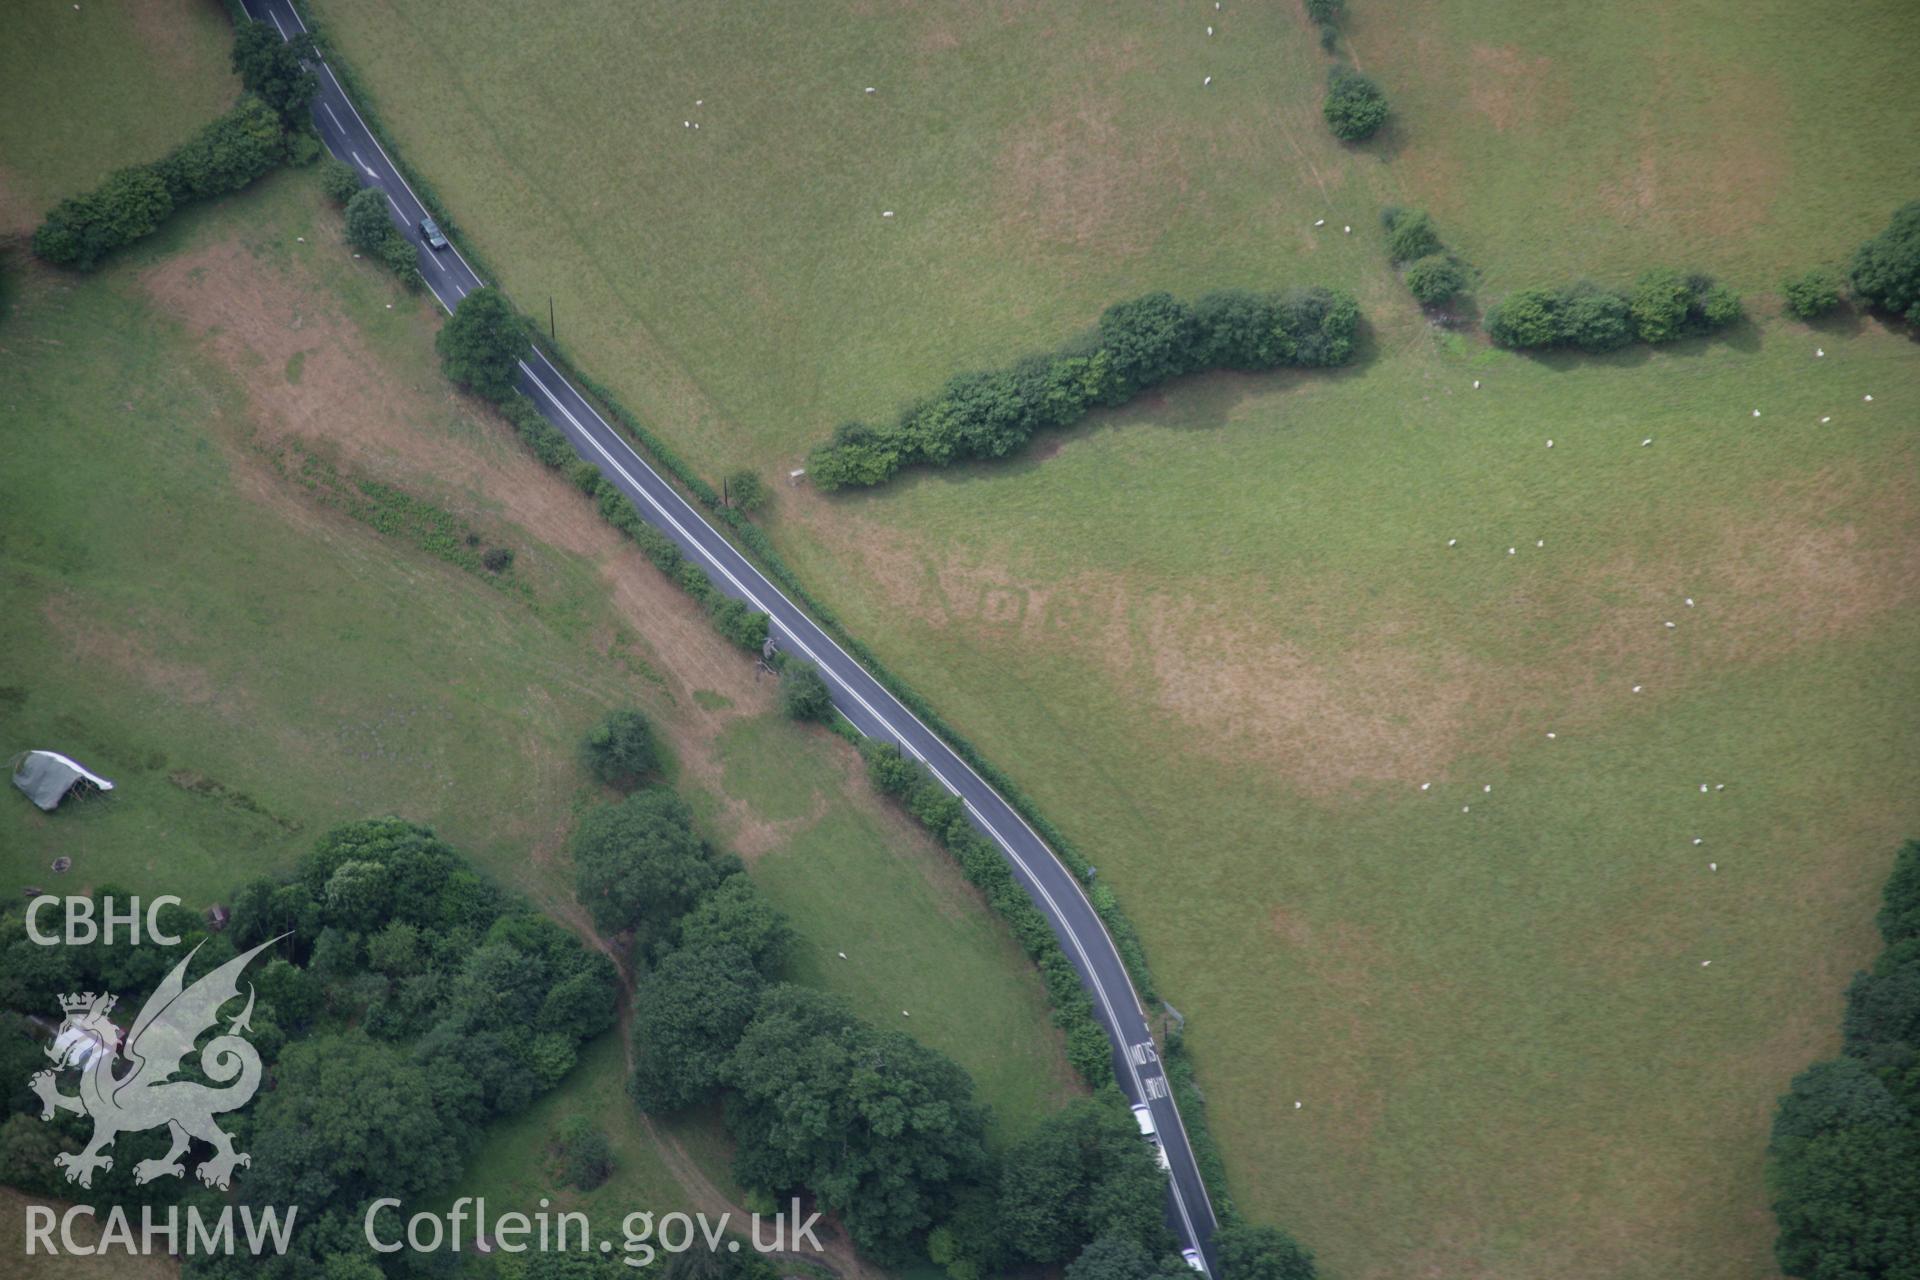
419, 216, 448, 250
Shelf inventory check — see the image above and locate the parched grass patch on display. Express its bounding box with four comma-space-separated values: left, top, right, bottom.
298, 0, 1920, 1275
1352, 0, 1920, 296
0, 171, 1074, 1195
771, 323, 1920, 1279
310, 0, 1377, 474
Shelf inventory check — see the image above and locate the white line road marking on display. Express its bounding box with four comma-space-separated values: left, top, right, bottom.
425, 251, 447, 272
255, 0, 1210, 1247
352, 151, 377, 177
257, 0, 493, 290
324, 103, 346, 133
387, 194, 404, 217
270, 12, 287, 38
516, 358, 1205, 1252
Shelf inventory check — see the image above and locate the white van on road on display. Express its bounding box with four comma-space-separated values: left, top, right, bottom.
1131, 1103, 1172, 1170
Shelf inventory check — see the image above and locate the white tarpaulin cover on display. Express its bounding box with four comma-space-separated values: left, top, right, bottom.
11, 750, 115, 812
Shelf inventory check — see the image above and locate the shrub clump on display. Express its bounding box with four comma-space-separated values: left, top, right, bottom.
1781, 269, 1845, 321
344, 186, 425, 293
778, 661, 834, 723
1322, 65, 1389, 141
1848, 201, 1920, 325
557, 1118, 614, 1191
1405, 255, 1468, 306
318, 156, 361, 204
1383, 208, 1442, 263
582, 708, 661, 789
807, 287, 1359, 490
1307, 0, 1343, 49
725, 468, 768, 512
1628, 268, 1741, 344
1487, 272, 1739, 352
437, 287, 531, 402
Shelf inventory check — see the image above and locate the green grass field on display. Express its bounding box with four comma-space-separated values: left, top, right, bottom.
307, 1, 1920, 1275
0, 0, 238, 236
0, 157, 1071, 1190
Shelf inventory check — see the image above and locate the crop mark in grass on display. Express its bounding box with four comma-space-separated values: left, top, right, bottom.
1565, 487, 1920, 676
40, 595, 234, 716
993, 91, 1183, 257
803, 444, 1917, 801
1145, 598, 1481, 797
167, 769, 302, 833
1465, 45, 1561, 134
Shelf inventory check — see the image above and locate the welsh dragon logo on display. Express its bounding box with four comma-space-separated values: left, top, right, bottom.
30, 936, 282, 1190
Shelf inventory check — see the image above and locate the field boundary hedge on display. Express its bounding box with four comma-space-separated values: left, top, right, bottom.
291, 0, 1232, 1216
806, 286, 1360, 490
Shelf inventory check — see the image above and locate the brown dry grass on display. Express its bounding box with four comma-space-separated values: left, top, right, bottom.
795, 460, 1917, 801
132, 193, 997, 904
1465, 44, 1561, 134
992, 91, 1181, 258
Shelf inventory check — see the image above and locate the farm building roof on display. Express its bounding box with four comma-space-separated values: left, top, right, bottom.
10, 750, 115, 812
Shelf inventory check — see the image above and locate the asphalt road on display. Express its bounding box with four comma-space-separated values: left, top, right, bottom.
239, 3, 1221, 1266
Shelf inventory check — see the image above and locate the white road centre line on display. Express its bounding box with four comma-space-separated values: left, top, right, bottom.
255, 0, 1210, 1244
270, 12, 287, 38
513, 358, 1204, 1251
324, 103, 347, 133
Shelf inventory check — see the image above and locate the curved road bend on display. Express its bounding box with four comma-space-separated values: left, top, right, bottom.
239, 2, 1220, 1266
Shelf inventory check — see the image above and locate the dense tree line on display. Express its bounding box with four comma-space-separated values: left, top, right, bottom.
808, 288, 1360, 490
571, 778, 982, 1260
575, 766, 1253, 1272
939, 1098, 1171, 1276
32, 22, 316, 270
33, 96, 294, 269
0, 820, 618, 1278
1767, 839, 1920, 1279
1485, 270, 1740, 353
